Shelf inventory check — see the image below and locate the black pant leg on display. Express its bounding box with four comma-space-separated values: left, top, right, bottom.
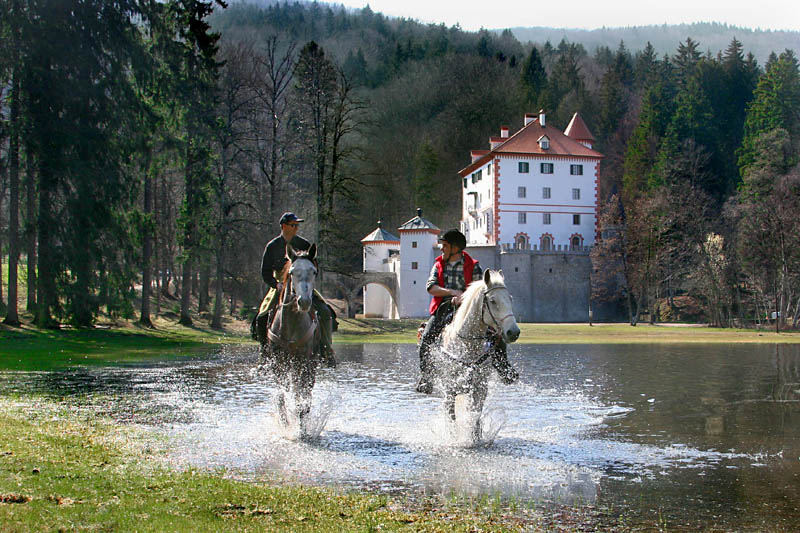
418, 301, 453, 377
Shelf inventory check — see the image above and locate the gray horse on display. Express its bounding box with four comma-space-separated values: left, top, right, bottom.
259, 244, 322, 432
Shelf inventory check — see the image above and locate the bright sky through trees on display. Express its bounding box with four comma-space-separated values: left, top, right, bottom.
331, 0, 800, 31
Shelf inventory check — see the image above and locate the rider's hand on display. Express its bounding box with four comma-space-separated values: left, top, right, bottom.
451, 289, 464, 305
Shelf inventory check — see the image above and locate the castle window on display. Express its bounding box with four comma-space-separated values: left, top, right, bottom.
572, 188, 580, 200
541, 235, 552, 251
538, 136, 550, 150
488, 164, 492, 175
540, 162, 553, 174
471, 169, 482, 183
411, 262, 418, 270
412, 241, 417, 248
543, 213, 551, 225
518, 212, 527, 224
570, 164, 583, 175
573, 214, 581, 225
518, 186, 526, 198
463, 177, 468, 189
519, 162, 530, 173
542, 187, 551, 199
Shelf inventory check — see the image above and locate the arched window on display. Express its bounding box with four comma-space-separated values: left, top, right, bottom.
514, 233, 529, 250
540, 234, 552, 251
570, 233, 584, 251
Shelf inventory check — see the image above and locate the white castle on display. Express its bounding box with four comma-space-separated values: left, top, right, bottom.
362, 111, 603, 321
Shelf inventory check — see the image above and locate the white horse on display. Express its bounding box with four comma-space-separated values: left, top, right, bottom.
436, 269, 520, 441
259, 244, 321, 433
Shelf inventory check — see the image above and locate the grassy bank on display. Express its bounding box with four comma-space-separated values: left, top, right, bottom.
0, 316, 249, 371
3, 317, 799, 371
336, 318, 800, 344
0, 397, 564, 532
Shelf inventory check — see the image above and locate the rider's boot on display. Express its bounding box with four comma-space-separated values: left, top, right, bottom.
322, 345, 336, 368
491, 339, 519, 385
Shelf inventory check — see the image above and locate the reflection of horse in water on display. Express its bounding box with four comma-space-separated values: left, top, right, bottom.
435, 269, 520, 442
258, 244, 322, 433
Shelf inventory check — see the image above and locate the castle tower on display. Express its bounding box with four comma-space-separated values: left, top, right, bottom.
361, 221, 400, 318
397, 208, 440, 317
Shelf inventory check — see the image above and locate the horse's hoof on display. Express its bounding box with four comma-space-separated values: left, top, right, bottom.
415, 378, 434, 394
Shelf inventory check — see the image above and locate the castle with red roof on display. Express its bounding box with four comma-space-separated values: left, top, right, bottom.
360, 111, 605, 322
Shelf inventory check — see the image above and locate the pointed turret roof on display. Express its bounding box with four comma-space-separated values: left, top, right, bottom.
459, 112, 602, 176
397, 208, 440, 233
564, 112, 595, 142
361, 221, 399, 244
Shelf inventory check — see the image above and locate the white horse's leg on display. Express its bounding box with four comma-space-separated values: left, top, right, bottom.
469, 369, 490, 442
444, 392, 457, 422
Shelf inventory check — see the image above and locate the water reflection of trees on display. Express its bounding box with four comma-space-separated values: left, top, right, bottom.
584, 344, 800, 450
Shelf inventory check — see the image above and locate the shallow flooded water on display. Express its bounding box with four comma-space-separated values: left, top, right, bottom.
3, 342, 799, 529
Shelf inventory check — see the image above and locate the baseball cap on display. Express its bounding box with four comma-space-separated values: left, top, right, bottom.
279, 212, 304, 225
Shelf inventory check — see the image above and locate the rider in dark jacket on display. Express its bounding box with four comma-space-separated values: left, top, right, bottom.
253, 212, 335, 366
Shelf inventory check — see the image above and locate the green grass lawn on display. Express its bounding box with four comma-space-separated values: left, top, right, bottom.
0, 397, 545, 532
0, 319, 248, 371
3, 317, 798, 372
336, 318, 800, 344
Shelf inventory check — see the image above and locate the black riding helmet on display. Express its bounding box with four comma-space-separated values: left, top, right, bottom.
439, 228, 467, 251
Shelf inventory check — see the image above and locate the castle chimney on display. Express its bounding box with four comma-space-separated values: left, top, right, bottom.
539, 109, 546, 127
416, 207, 422, 218
500, 126, 509, 138
524, 113, 536, 126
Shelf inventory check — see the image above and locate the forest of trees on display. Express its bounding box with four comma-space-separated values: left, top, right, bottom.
0, 1, 798, 329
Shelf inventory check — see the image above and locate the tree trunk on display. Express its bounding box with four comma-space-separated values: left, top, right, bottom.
36, 164, 57, 329
4, 58, 21, 325
198, 263, 210, 313
211, 248, 224, 329
179, 256, 193, 326
153, 175, 161, 316
159, 177, 172, 299
139, 155, 154, 328
25, 145, 37, 313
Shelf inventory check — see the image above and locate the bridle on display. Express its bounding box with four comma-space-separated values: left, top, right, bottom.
481, 286, 514, 333
267, 257, 318, 351
453, 284, 513, 351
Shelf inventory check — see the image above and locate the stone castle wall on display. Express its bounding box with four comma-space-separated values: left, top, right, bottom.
466, 245, 592, 322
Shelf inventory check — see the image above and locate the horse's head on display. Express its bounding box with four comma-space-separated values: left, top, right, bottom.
286, 243, 318, 313
482, 269, 520, 343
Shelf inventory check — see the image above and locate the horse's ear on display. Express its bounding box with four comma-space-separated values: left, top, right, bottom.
483, 268, 492, 286
498, 269, 504, 278
308, 243, 317, 261
286, 244, 297, 261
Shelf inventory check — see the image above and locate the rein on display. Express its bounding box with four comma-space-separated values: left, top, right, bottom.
447, 284, 511, 367
267, 258, 318, 352
456, 286, 511, 342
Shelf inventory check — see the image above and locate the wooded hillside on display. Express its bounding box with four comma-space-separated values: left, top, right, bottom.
1, 1, 798, 327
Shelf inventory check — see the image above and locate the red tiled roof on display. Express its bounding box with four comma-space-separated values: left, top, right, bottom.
459, 115, 603, 177
564, 112, 595, 142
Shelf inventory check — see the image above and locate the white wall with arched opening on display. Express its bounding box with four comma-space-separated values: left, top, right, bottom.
363, 282, 399, 319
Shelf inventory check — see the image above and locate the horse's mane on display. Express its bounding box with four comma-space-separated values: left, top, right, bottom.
445, 270, 505, 339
